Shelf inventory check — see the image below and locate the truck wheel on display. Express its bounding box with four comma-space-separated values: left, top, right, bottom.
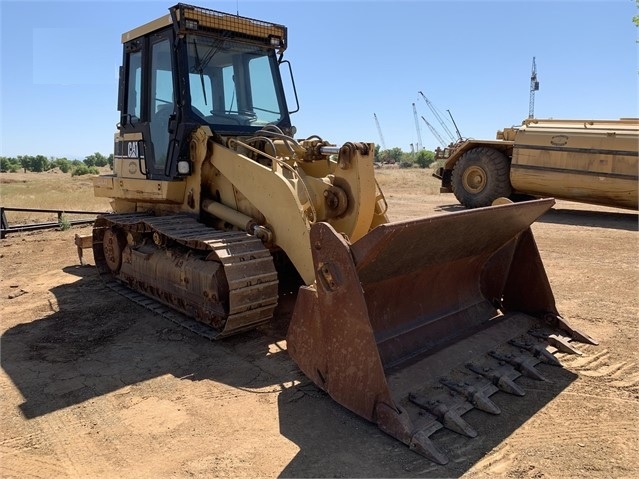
451, 147, 512, 208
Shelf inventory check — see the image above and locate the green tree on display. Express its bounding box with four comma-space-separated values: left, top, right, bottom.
94, 152, 108, 167
389, 147, 404, 164
107, 154, 114, 169
415, 149, 435, 168
1, 157, 20, 172
29, 155, 51, 172
378, 150, 390, 164
85, 152, 108, 167
72, 164, 99, 176
53, 157, 72, 173
72, 164, 90, 176
19, 155, 30, 172
398, 151, 415, 168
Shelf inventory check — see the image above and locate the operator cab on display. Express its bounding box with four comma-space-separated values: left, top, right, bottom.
115, 3, 294, 180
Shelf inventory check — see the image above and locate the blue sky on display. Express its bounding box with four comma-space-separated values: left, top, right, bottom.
1, 0, 637, 159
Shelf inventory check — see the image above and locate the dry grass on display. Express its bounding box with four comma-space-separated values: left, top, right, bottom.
374, 165, 441, 196
0, 170, 112, 225
0, 165, 442, 227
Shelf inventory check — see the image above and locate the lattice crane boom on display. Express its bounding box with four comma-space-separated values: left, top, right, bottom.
418, 91, 456, 143
373, 113, 387, 150
529, 57, 540, 119
421, 116, 447, 147
412, 103, 423, 151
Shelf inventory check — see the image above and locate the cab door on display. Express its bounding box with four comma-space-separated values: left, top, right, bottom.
146, 31, 175, 177
117, 29, 175, 180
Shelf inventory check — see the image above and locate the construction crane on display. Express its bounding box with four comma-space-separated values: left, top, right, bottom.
412, 103, 423, 151
421, 116, 447, 148
418, 91, 457, 143
446, 109, 463, 141
373, 113, 387, 150
529, 56, 540, 119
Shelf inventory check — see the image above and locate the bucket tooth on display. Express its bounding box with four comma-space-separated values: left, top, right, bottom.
529, 330, 583, 355
439, 379, 501, 415
465, 363, 526, 396
409, 393, 477, 438
375, 402, 449, 465
488, 351, 546, 381
547, 334, 583, 355
545, 314, 599, 345
509, 338, 562, 366
411, 429, 450, 466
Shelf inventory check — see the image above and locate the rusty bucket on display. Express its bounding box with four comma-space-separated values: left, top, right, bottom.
287, 198, 596, 464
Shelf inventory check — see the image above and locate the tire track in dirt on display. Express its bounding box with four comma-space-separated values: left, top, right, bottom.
465, 415, 637, 476
0, 411, 114, 478
0, 457, 65, 479
0, 432, 65, 478
478, 418, 636, 444
40, 411, 117, 477
559, 345, 639, 391
464, 344, 639, 476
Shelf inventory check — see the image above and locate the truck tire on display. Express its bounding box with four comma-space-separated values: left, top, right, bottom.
451, 147, 512, 208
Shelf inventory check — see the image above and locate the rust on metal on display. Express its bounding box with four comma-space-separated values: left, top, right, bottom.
93, 213, 278, 338
287, 198, 597, 464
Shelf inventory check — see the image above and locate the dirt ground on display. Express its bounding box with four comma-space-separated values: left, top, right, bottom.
1, 185, 637, 478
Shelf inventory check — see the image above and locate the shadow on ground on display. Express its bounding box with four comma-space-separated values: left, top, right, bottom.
1, 266, 298, 419
2, 264, 578, 477
277, 362, 576, 478
540, 207, 638, 231
433, 199, 637, 232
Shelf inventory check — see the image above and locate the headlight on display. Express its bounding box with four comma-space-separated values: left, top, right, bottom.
269, 36, 282, 47
177, 160, 191, 175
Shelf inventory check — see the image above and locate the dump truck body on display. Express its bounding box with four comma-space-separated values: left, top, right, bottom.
434, 118, 639, 209
84, 3, 597, 464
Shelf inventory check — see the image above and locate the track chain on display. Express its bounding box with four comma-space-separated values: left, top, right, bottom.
93, 213, 279, 338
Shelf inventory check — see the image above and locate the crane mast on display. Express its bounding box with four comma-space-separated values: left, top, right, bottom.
418, 91, 456, 143
529, 57, 540, 119
373, 113, 387, 150
412, 103, 423, 151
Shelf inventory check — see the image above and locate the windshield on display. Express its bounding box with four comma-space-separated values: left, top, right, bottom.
186, 35, 286, 129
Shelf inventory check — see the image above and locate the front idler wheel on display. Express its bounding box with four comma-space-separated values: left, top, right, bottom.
102, 227, 126, 273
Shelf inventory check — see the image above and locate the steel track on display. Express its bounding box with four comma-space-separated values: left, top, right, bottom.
93, 213, 279, 339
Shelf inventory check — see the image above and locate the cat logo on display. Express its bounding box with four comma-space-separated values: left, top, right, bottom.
127, 141, 139, 158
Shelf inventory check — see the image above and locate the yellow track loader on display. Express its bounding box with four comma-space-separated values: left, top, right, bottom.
85, 3, 596, 464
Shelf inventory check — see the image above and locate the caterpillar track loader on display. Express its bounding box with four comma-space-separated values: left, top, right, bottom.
87, 3, 597, 464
